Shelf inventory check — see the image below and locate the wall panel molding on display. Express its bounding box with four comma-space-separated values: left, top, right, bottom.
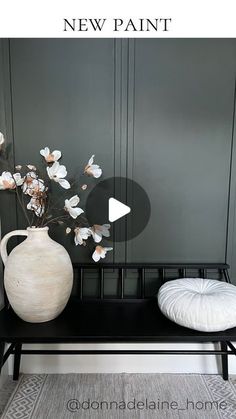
0, 40, 18, 310
113, 39, 129, 262
125, 39, 236, 263
3, 39, 119, 264
0, 40, 18, 236
226, 78, 236, 280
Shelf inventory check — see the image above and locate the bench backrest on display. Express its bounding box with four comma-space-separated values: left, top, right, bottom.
72, 263, 230, 301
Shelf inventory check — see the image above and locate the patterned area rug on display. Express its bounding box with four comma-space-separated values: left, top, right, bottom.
1, 374, 236, 419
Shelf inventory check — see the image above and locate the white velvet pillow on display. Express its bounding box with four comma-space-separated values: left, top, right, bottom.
157, 278, 236, 332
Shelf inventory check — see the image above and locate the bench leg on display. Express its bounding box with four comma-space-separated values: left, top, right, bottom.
221, 342, 228, 381
13, 343, 22, 381
0, 342, 4, 373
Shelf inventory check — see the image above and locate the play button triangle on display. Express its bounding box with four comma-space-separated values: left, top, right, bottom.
108, 197, 131, 222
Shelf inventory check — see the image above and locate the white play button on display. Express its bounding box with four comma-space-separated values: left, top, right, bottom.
86, 177, 150, 241
108, 197, 131, 222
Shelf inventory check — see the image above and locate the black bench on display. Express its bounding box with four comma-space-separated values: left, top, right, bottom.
0, 263, 236, 381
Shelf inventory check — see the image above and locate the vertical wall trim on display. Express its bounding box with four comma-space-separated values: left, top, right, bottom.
126, 39, 136, 262
113, 39, 129, 262
112, 38, 118, 263
113, 39, 137, 263
225, 78, 236, 279
127, 39, 136, 182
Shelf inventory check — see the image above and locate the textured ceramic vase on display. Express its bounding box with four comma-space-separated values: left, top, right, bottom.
0, 227, 73, 323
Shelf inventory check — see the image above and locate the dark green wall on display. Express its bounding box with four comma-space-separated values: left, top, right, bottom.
1, 39, 236, 276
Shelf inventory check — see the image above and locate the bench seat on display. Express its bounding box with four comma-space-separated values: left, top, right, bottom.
1, 297, 236, 343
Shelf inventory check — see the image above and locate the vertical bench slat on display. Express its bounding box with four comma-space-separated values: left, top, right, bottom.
120, 268, 124, 299
223, 269, 231, 283
80, 267, 84, 300
159, 268, 165, 282
100, 268, 104, 299
140, 268, 145, 299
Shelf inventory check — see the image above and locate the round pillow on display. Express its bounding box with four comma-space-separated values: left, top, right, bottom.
157, 278, 236, 332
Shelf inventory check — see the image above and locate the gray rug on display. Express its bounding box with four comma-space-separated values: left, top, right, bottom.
0, 378, 17, 417
1, 374, 236, 419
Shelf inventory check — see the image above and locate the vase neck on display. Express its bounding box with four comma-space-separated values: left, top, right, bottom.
26, 227, 49, 242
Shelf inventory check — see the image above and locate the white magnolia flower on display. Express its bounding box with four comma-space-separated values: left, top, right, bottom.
40, 147, 62, 163
0, 132, 5, 149
27, 164, 36, 171
13, 173, 24, 186
90, 224, 111, 243
74, 227, 91, 246
84, 155, 102, 178
0, 171, 23, 190
23, 170, 37, 183
22, 171, 37, 194
15, 165, 22, 171
64, 195, 84, 219
92, 246, 113, 262
22, 172, 45, 196
28, 179, 45, 196
27, 196, 45, 217
66, 227, 71, 234
47, 161, 70, 189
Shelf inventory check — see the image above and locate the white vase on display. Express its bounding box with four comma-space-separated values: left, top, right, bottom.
0, 227, 73, 323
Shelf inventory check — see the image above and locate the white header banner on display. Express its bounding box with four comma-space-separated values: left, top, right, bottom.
0, 0, 235, 38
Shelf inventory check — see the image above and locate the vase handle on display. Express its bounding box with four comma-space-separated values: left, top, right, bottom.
0, 230, 28, 266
